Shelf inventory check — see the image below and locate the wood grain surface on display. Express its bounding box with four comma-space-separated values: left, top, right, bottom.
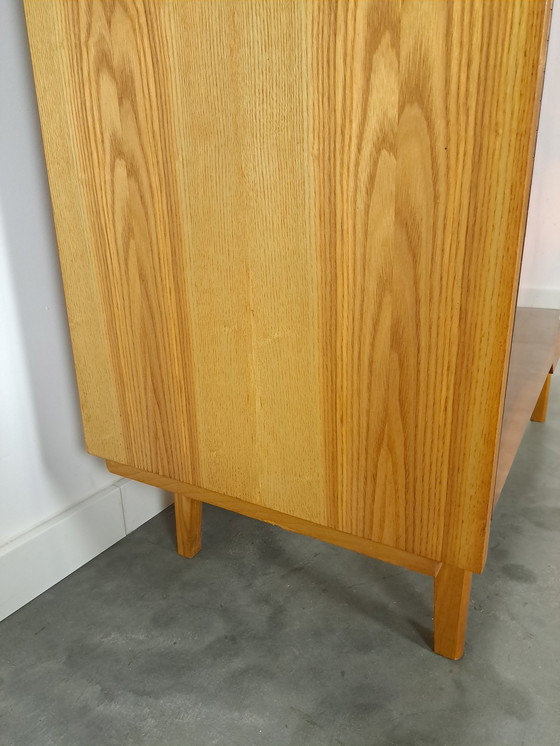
531, 374, 553, 424
174, 495, 202, 559
434, 564, 472, 660
24, 0, 551, 573
107, 460, 439, 576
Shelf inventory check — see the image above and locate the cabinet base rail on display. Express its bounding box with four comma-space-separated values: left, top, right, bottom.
108, 460, 477, 659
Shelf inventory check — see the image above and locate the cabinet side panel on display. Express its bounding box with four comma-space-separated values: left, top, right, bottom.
160, 1, 328, 522
24, 1, 203, 482
310, 0, 550, 568
24, 0, 551, 570
23, 1, 126, 460
439, 1, 551, 570
308, 1, 401, 542
392, 0, 550, 568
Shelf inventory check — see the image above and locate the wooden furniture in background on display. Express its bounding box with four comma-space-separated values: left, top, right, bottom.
532, 375, 552, 423
24, 0, 558, 659
494, 308, 559, 501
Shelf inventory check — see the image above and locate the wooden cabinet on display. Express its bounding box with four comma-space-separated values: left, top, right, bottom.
24, 0, 559, 659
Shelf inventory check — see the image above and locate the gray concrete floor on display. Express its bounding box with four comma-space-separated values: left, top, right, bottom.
1, 382, 559, 746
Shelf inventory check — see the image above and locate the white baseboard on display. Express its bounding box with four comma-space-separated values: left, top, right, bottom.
119, 478, 174, 534
0, 480, 172, 622
517, 286, 560, 309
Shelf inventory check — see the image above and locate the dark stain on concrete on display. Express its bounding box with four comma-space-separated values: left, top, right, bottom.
501, 563, 538, 584
522, 505, 560, 532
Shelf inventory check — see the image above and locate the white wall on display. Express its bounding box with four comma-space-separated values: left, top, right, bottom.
0, 0, 119, 545
0, 0, 171, 621
519, 2, 560, 310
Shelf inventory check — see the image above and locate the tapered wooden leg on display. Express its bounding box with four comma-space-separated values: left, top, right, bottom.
434, 563, 472, 660
174, 493, 202, 558
531, 372, 552, 422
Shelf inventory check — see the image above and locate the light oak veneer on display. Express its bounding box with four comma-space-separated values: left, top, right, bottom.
25, 0, 558, 659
